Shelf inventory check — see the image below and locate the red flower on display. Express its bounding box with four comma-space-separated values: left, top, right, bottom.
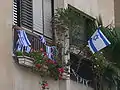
44, 55, 47, 59
44, 83, 48, 87
46, 60, 49, 63
35, 64, 41, 68
40, 48, 44, 52
49, 60, 54, 64
58, 68, 64, 73
43, 52, 47, 56
46, 60, 55, 64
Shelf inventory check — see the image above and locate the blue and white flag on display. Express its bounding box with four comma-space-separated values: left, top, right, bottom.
16, 30, 31, 53
40, 35, 46, 45
46, 46, 54, 60
88, 28, 111, 53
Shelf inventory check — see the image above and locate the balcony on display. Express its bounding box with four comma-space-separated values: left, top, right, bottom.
12, 26, 66, 80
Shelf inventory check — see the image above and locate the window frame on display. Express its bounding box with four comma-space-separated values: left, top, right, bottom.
68, 4, 95, 46
13, 0, 54, 39
68, 5, 95, 87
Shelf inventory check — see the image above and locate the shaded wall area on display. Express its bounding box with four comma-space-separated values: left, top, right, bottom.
114, 0, 120, 27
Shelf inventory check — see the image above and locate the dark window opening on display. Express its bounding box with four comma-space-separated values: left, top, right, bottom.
70, 53, 94, 87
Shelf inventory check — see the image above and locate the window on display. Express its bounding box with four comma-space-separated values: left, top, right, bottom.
70, 53, 94, 87
68, 5, 95, 46
13, 0, 54, 54
13, 0, 33, 30
68, 5, 95, 87
13, 0, 53, 38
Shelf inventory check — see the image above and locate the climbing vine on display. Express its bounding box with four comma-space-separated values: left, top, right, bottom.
52, 7, 120, 90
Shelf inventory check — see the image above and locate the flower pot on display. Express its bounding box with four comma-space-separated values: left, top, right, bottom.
17, 56, 34, 67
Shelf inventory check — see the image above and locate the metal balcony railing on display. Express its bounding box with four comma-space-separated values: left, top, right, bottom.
13, 27, 53, 53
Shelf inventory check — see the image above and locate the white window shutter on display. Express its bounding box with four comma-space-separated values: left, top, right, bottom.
44, 0, 52, 38
33, 0, 43, 34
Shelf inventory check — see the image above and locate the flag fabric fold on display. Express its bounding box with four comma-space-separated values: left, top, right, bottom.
88, 28, 111, 53
40, 35, 46, 45
46, 46, 54, 60
16, 30, 31, 53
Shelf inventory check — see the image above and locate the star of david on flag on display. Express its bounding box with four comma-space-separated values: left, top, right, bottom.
88, 28, 111, 53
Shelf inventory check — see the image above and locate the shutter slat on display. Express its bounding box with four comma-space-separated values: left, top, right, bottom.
22, 0, 32, 4
20, 0, 33, 30
22, 1, 32, 8
21, 18, 33, 23
13, 0, 18, 25
22, 22, 33, 29
21, 9, 32, 16
21, 14, 33, 20
22, 3, 32, 9
21, 6, 32, 12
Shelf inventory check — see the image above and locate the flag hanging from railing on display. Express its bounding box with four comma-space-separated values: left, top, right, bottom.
16, 30, 31, 53
46, 46, 58, 61
40, 35, 46, 45
39, 35, 58, 61
46, 46, 54, 60
88, 28, 111, 53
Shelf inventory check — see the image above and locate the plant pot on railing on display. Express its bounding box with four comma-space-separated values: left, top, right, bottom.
14, 49, 64, 80
15, 51, 34, 68
17, 55, 34, 67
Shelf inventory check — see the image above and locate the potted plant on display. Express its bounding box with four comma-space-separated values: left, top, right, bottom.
15, 51, 34, 67
15, 48, 65, 80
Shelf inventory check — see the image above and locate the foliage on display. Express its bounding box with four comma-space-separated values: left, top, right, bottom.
53, 8, 93, 46
53, 7, 120, 89
90, 16, 120, 89
100, 27, 120, 67
15, 48, 64, 80
40, 80, 49, 90
16, 51, 23, 56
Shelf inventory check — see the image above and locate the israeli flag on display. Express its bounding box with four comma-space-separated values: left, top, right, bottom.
40, 35, 46, 45
16, 30, 31, 53
46, 46, 55, 61
88, 28, 111, 53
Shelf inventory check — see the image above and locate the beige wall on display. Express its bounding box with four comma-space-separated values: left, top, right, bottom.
0, 0, 60, 90
63, 0, 115, 26
64, 0, 99, 18
54, 0, 64, 9
0, 0, 13, 90
70, 80, 93, 90
12, 64, 60, 90
97, 0, 115, 27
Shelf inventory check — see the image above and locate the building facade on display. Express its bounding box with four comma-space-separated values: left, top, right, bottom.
0, 0, 116, 90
